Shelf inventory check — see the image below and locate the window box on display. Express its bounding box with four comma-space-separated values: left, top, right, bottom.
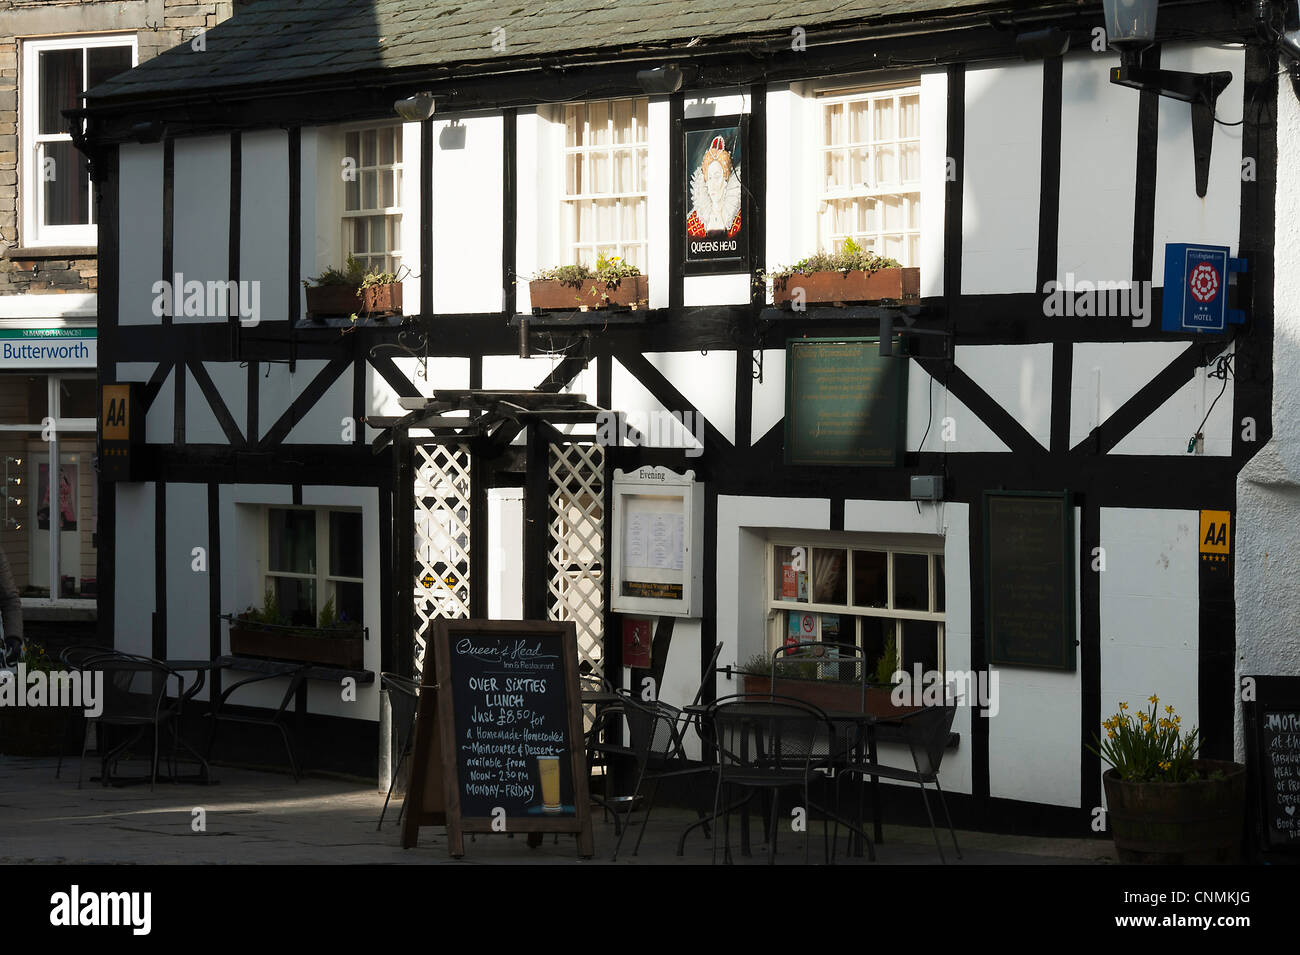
772, 267, 919, 307
228, 620, 365, 670
740, 674, 918, 718
304, 282, 402, 320
529, 275, 649, 312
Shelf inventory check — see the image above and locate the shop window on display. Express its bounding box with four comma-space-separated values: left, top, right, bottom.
20, 35, 136, 246
264, 507, 363, 626
816, 84, 921, 267
559, 97, 649, 269
767, 537, 944, 680
341, 125, 404, 274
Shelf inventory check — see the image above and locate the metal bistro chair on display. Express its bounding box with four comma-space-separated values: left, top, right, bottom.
771, 641, 869, 710
78, 654, 185, 791
205, 663, 312, 781
838, 702, 962, 863
377, 673, 437, 830
55, 645, 119, 779
706, 694, 839, 865
610, 690, 716, 861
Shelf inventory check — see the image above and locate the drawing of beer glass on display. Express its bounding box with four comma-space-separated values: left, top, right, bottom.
537, 755, 562, 814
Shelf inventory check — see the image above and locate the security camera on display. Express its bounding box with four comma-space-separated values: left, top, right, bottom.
394, 92, 436, 122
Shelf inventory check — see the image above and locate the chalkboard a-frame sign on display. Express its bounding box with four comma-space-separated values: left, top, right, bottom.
1243, 675, 1300, 854
983, 490, 1077, 671
400, 619, 594, 857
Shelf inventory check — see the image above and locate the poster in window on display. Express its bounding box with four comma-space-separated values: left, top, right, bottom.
683, 115, 748, 274
37, 462, 77, 531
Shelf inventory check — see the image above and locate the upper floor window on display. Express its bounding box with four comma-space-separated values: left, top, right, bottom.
561, 98, 649, 269
342, 125, 403, 274
21, 35, 136, 247
817, 84, 920, 267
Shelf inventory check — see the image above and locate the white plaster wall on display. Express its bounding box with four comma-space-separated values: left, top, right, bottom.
987, 510, 1081, 807
114, 483, 155, 658
204, 362, 247, 440
961, 62, 1042, 294
515, 109, 545, 313
644, 351, 735, 445
431, 114, 504, 313
1099, 507, 1200, 803
164, 484, 210, 682
1112, 344, 1234, 456
144, 366, 174, 444
186, 371, 226, 444
401, 122, 423, 316
611, 357, 698, 450
1234, 78, 1300, 760
302, 126, 327, 315
750, 349, 786, 444
957, 344, 1053, 450
1057, 51, 1138, 286
240, 130, 290, 324
647, 97, 672, 310
488, 488, 524, 618
285, 365, 353, 444
1070, 341, 1188, 449
765, 84, 804, 281
118, 143, 164, 326
172, 136, 231, 324
906, 359, 1010, 453
919, 69, 949, 299
1150, 44, 1245, 280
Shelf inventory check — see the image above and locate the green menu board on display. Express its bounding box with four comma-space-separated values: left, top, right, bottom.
784, 338, 908, 467
984, 491, 1077, 671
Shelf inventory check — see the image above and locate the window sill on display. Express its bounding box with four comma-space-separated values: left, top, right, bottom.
20, 597, 97, 623
6, 246, 98, 261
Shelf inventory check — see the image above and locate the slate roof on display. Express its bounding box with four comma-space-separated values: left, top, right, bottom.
86, 0, 1003, 101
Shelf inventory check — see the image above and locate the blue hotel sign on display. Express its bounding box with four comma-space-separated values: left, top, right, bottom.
1160, 243, 1247, 334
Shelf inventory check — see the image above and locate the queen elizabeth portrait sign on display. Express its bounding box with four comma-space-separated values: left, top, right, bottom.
683, 116, 748, 273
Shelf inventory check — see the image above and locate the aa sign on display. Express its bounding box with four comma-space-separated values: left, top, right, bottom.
1200, 510, 1231, 556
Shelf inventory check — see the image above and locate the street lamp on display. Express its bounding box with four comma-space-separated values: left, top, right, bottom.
1102, 0, 1232, 197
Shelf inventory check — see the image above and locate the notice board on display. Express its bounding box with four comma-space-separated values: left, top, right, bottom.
1243, 675, 1300, 854
785, 338, 907, 467
400, 619, 593, 857
984, 491, 1076, 671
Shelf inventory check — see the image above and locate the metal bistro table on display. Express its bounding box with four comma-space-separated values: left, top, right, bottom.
677, 701, 893, 859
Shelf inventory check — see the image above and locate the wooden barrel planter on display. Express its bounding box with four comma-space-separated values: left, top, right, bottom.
305, 283, 402, 320
772, 267, 919, 306
1103, 759, 1246, 864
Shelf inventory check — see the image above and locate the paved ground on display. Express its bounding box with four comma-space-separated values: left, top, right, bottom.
0, 755, 1117, 865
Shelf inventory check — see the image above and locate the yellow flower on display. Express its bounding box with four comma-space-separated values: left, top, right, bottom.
1159, 761, 1171, 772
1165, 705, 1174, 715
1107, 730, 1116, 739
1149, 694, 1159, 704
1119, 702, 1129, 710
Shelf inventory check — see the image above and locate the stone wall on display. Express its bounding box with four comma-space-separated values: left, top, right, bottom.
0, 0, 236, 296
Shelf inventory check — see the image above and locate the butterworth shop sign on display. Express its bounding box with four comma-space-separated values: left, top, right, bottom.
0, 329, 96, 368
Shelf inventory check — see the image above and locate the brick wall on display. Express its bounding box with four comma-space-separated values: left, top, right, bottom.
0, 0, 236, 297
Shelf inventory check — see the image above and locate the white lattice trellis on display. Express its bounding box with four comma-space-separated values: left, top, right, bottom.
412, 444, 472, 676
547, 444, 605, 687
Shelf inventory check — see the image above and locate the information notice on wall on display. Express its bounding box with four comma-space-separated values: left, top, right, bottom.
983, 491, 1076, 671
1244, 676, 1300, 853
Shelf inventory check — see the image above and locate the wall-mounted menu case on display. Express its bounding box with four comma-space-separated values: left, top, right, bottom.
611, 467, 704, 618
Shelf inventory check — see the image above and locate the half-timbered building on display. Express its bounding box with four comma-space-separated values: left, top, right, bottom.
75, 0, 1293, 832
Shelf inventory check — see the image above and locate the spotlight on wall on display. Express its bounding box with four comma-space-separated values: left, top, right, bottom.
636, 65, 684, 94
394, 91, 437, 122
1015, 28, 1071, 60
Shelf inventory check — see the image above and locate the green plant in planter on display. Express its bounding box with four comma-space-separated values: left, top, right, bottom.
872, 635, 899, 686
756, 236, 902, 287
1087, 695, 1204, 783
531, 253, 642, 305
15, 641, 62, 675
303, 255, 410, 324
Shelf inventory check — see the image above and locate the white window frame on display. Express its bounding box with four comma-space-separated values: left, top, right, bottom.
815, 82, 921, 267
338, 121, 405, 274
764, 532, 945, 677
262, 506, 363, 624
20, 34, 138, 248
557, 97, 649, 269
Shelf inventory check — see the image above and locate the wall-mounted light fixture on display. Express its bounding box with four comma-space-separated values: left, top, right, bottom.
636, 65, 684, 94
1102, 0, 1232, 197
1015, 28, 1071, 60
394, 91, 437, 122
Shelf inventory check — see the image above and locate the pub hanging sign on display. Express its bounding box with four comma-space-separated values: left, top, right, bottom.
683, 115, 749, 274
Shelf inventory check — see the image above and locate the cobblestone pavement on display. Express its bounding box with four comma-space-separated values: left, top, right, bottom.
0, 756, 1117, 865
